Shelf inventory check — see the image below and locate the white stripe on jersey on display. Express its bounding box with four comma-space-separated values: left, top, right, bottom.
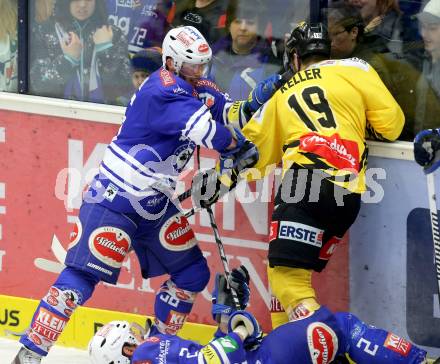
223, 102, 233, 126
187, 111, 217, 148
99, 166, 156, 197
211, 340, 231, 364
182, 105, 219, 149
110, 142, 165, 177
197, 351, 205, 364
182, 104, 208, 137
205, 119, 217, 149
101, 147, 174, 195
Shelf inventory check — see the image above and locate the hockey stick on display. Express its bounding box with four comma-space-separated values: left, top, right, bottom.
191, 143, 241, 310
206, 204, 242, 310
426, 172, 440, 305
178, 168, 239, 219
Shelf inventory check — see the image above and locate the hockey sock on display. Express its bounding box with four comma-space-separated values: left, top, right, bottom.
154, 279, 197, 335
268, 266, 320, 327
270, 296, 289, 329
19, 267, 98, 356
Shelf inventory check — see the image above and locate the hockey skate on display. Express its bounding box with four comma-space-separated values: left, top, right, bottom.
11, 346, 42, 364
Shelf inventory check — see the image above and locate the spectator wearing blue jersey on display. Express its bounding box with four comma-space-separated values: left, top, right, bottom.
88, 267, 434, 364
105, 0, 175, 55
30, 0, 132, 104
209, 0, 279, 100
13, 25, 285, 364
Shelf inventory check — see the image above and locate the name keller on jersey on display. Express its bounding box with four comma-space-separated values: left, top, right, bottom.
280, 69, 322, 93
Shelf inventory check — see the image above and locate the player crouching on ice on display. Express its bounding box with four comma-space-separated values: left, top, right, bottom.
88, 265, 437, 364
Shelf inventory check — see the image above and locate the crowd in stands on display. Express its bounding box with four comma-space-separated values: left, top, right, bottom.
0, 0, 18, 92
0, 0, 439, 141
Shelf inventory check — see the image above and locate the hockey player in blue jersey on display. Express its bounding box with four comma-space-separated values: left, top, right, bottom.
88, 266, 435, 364
12, 25, 283, 364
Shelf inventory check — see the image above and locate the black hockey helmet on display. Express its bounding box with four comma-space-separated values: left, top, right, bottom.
283, 21, 331, 70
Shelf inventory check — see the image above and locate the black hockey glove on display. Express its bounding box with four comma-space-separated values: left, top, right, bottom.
211, 265, 251, 322
191, 169, 221, 209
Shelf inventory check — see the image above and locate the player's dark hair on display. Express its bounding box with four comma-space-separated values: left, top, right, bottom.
326, 2, 365, 41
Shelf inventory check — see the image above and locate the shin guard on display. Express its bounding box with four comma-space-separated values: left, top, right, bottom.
19, 267, 97, 356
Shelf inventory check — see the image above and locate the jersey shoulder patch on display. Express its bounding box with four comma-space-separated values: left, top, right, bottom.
159, 68, 177, 87
150, 70, 194, 99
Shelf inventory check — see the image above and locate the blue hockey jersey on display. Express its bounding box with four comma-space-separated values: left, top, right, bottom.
87, 68, 233, 213
129, 307, 428, 364
132, 332, 248, 364
130, 307, 343, 364
106, 0, 174, 54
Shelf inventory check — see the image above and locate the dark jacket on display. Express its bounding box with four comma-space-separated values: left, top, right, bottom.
30, 14, 131, 104
354, 44, 440, 140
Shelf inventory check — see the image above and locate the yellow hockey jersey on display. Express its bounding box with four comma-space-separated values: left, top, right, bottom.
242, 58, 404, 193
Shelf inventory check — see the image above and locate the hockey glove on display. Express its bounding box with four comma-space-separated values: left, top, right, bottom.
228, 310, 263, 351
244, 74, 282, 115
212, 266, 251, 321
191, 169, 221, 209
414, 128, 440, 174
229, 265, 250, 309
219, 128, 259, 175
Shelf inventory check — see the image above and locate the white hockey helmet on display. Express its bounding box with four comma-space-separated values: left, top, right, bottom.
88, 321, 141, 364
162, 26, 212, 74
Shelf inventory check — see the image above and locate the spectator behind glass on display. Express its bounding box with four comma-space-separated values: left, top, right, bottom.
348, 0, 403, 54
30, 0, 132, 105
416, 0, 440, 98
0, 0, 18, 93
399, 0, 423, 53
130, 47, 162, 89
173, 0, 230, 44
106, 0, 175, 55
209, 0, 278, 99
328, 1, 440, 140
263, 0, 310, 62
34, 0, 56, 23
116, 46, 162, 105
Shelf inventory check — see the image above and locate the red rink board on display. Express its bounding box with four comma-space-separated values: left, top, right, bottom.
0, 109, 348, 331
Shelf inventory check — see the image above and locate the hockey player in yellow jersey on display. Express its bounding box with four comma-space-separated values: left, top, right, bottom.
241, 21, 404, 329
